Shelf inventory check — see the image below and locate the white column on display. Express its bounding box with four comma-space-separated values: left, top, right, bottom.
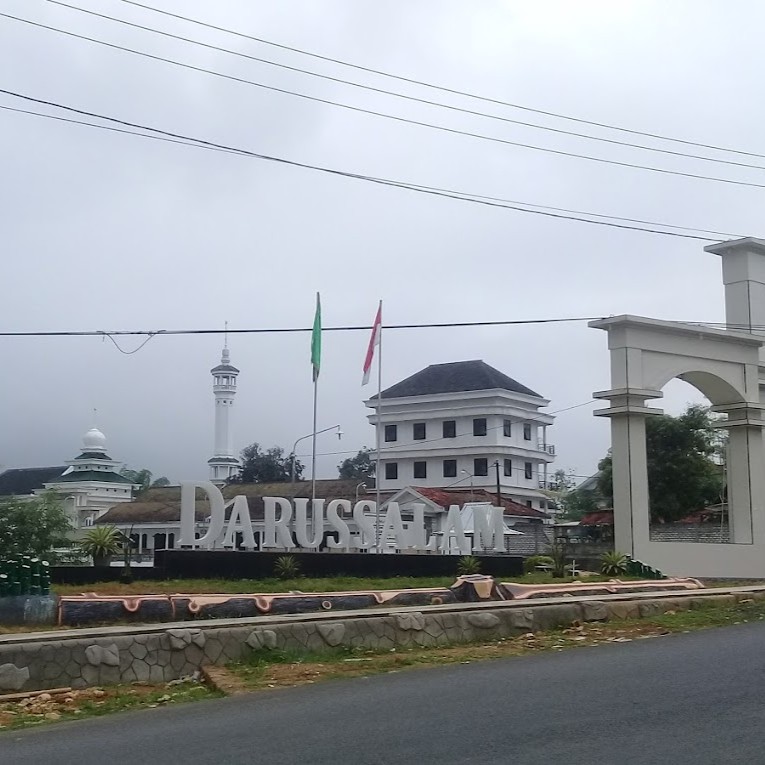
705, 238, 765, 361
595, 389, 663, 559
713, 403, 765, 544
214, 396, 231, 457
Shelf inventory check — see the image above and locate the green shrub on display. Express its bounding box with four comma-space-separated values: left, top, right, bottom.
456, 555, 482, 575
523, 555, 555, 574
273, 554, 301, 580
549, 541, 568, 578
601, 551, 629, 576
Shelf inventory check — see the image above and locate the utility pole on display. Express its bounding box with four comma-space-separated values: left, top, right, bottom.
493, 461, 501, 507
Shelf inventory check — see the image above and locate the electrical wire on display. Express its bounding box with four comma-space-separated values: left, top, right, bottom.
100, 332, 158, 354
40, 0, 765, 174
3, 318, 764, 339
0, 316, 604, 337
5, 12, 765, 191
114, 0, 765, 161
0, 91, 740, 241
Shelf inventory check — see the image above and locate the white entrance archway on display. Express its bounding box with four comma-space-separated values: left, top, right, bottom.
590, 314, 765, 577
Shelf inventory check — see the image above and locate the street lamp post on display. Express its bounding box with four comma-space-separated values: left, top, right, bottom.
290, 425, 342, 485
460, 470, 475, 502
355, 482, 367, 502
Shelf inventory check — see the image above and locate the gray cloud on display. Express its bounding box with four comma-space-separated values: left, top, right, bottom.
1, 0, 755, 482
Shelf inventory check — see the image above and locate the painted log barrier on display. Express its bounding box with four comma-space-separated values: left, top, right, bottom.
0, 585, 758, 694
55, 576, 704, 627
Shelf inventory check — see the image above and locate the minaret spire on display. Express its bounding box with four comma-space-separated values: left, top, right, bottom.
207, 337, 241, 484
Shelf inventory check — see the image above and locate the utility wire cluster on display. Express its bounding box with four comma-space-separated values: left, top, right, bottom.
0, 2, 760, 240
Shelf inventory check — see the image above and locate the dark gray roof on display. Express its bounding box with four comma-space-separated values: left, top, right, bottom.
52, 470, 133, 484
207, 456, 241, 465
376, 360, 541, 399
211, 363, 239, 374
0, 466, 66, 496
73, 451, 114, 461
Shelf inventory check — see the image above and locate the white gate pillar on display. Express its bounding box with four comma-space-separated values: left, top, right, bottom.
712, 403, 765, 544
594, 388, 663, 557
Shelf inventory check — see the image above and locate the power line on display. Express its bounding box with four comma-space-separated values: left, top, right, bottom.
0, 317, 761, 339
40, 0, 765, 174
115, 0, 765, 161
0, 91, 740, 241
0, 103, 740, 239
0, 316, 606, 338
5, 12, 765, 191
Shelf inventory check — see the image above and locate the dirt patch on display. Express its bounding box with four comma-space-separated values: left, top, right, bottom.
227, 619, 678, 693
200, 665, 251, 696
0, 681, 218, 732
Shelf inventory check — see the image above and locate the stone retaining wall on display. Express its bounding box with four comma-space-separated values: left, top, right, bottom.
1, 588, 763, 693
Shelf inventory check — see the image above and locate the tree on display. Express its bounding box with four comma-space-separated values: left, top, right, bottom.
338, 448, 375, 480
558, 487, 600, 521
120, 467, 171, 494
541, 469, 598, 521
0, 491, 72, 561
598, 404, 723, 523
79, 526, 123, 567
233, 443, 304, 484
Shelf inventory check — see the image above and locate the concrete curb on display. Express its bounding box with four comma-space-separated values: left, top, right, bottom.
0, 585, 762, 693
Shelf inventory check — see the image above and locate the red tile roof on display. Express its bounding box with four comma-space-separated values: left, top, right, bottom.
580, 511, 614, 525
413, 487, 548, 519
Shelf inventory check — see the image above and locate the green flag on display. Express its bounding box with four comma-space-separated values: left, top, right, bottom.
311, 292, 321, 382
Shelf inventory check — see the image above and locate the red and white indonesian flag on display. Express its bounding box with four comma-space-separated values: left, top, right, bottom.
362, 301, 382, 386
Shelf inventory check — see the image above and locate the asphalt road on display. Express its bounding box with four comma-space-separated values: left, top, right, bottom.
3, 622, 765, 765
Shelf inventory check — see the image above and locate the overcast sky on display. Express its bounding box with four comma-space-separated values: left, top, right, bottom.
1, 0, 760, 484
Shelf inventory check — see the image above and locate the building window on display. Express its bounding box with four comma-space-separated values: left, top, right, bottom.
443, 459, 457, 478
413, 461, 427, 479
384, 424, 398, 442
503, 419, 512, 437
443, 420, 456, 439
524, 462, 533, 480
385, 462, 398, 480
413, 422, 426, 440
523, 423, 532, 441
504, 459, 512, 476
526, 500, 533, 508
474, 458, 488, 476
473, 418, 487, 436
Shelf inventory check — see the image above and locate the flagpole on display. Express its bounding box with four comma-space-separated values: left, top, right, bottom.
375, 302, 383, 553
310, 292, 322, 510
311, 375, 318, 508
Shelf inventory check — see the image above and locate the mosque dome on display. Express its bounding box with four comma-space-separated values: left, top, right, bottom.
82, 427, 107, 453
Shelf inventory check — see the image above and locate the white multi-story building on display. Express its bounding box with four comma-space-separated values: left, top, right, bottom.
365, 360, 555, 510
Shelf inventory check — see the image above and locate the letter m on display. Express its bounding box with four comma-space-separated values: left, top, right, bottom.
472, 506, 506, 553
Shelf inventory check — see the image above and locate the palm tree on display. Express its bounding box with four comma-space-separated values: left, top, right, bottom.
79, 526, 122, 567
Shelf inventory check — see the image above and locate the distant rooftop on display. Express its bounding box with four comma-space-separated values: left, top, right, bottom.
375, 360, 542, 400
0, 466, 66, 497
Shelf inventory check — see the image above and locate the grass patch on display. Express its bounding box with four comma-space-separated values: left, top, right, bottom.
0, 682, 222, 732
224, 595, 765, 692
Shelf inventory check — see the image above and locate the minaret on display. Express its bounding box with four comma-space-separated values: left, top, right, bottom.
208, 332, 241, 484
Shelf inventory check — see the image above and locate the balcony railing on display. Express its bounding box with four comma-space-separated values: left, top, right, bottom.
537, 442, 556, 455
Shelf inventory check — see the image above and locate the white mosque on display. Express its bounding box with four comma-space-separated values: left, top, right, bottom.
0, 340, 241, 527
0, 426, 137, 529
